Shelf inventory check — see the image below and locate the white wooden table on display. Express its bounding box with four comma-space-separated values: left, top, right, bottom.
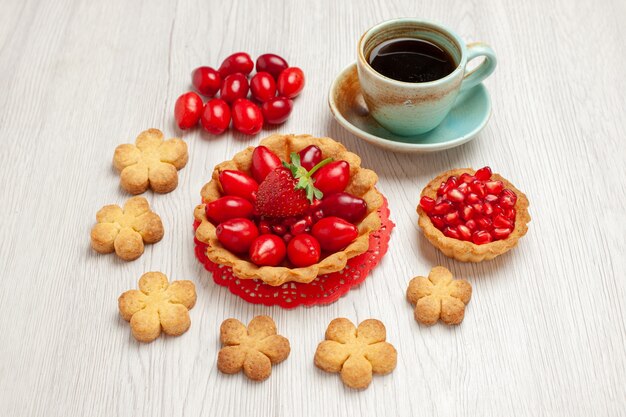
1, 0, 624, 415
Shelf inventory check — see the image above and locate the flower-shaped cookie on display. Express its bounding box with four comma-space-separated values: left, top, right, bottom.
118, 272, 196, 343
217, 316, 290, 381
407, 266, 472, 325
113, 128, 188, 194
314, 318, 397, 389
90, 196, 164, 261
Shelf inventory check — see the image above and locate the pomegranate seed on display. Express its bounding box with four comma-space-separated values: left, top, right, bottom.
272, 224, 286, 236
503, 208, 516, 220
494, 214, 513, 229
476, 216, 493, 231
420, 196, 436, 213
444, 211, 460, 226
432, 201, 454, 215
472, 203, 484, 214
492, 204, 504, 217
470, 181, 486, 197
442, 177, 458, 194
290, 219, 308, 235
472, 230, 493, 245
461, 205, 475, 221
309, 199, 322, 210
466, 193, 481, 204
465, 219, 477, 231
443, 226, 461, 239
430, 216, 446, 230
485, 180, 504, 195
499, 189, 518, 208
457, 183, 470, 194
459, 173, 475, 184
483, 202, 494, 216
304, 215, 313, 226
313, 209, 325, 221
283, 217, 297, 226
447, 189, 465, 203
475, 166, 492, 181
283, 233, 293, 243
485, 194, 499, 203
492, 227, 512, 240
437, 182, 446, 196
259, 221, 272, 234
457, 224, 472, 241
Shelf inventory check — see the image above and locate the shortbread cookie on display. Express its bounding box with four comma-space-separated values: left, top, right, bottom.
90, 196, 163, 261
314, 318, 396, 389
407, 266, 472, 325
113, 128, 188, 194
118, 272, 196, 343
217, 316, 290, 381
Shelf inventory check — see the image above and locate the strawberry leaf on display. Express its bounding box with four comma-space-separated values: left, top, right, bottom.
284, 152, 333, 203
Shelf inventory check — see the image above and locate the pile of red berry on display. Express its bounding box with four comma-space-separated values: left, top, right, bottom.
205, 145, 368, 268
419, 166, 518, 245
174, 53, 305, 135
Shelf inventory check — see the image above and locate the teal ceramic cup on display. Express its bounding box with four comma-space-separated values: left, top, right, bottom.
357, 18, 497, 136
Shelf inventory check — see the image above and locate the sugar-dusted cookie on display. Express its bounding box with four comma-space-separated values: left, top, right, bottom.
118, 272, 196, 343
217, 315, 290, 381
314, 318, 396, 389
407, 266, 472, 325
90, 196, 163, 261
113, 128, 188, 194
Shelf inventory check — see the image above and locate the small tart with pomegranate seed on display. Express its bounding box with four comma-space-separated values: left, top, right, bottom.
194, 133, 383, 286
417, 167, 530, 262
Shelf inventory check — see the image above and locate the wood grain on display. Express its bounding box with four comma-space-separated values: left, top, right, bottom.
0, 0, 624, 415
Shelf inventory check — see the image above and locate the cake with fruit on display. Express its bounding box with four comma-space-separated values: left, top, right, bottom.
417, 167, 530, 262
194, 134, 384, 286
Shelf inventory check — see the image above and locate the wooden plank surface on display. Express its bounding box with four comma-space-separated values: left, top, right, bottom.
0, 0, 624, 415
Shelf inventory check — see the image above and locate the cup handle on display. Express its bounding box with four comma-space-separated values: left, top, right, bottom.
460, 42, 497, 92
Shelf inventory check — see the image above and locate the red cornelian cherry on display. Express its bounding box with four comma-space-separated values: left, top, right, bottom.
251, 146, 281, 182
231, 98, 263, 135
298, 145, 322, 171
287, 233, 321, 267
220, 73, 249, 104
219, 170, 258, 202
261, 97, 293, 124
312, 160, 350, 195
174, 92, 203, 130
205, 196, 254, 224
249, 234, 286, 266
218, 52, 254, 78
312, 217, 358, 252
277, 67, 305, 98
192, 66, 222, 97
216, 218, 259, 253
256, 54, 289, 79
250, 72, 277, 102
319, 192, 368, 224
201, 98, 231, 134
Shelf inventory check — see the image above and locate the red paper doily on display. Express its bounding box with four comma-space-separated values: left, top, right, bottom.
193, 197, 393, 308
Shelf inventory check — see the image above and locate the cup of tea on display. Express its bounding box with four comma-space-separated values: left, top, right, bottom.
357, 18, 497, 136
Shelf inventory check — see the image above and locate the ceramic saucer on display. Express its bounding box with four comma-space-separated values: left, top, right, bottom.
328, 63, 492, 153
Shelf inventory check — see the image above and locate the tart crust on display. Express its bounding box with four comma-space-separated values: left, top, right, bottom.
194, 134, 383, 286
416, 168, 530, 262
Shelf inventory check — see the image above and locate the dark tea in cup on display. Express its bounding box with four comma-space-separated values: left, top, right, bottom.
368, 37, 456, 83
